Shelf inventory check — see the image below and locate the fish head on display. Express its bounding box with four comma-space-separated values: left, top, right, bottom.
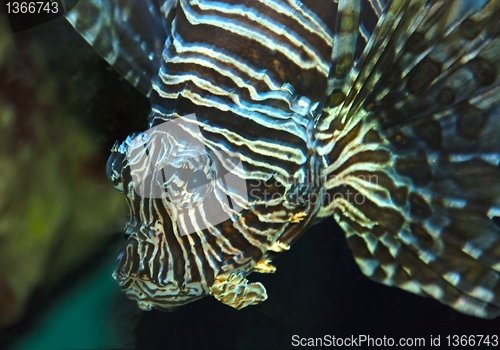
106, 114, 252, 310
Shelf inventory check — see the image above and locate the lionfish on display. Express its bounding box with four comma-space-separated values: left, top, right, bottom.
66, 0, 500, 318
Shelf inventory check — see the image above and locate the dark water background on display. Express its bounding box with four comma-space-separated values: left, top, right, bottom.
1, 8, 499, 350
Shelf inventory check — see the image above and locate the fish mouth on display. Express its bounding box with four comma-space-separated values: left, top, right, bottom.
112, 235, 208, 311
112, 271, 205, 311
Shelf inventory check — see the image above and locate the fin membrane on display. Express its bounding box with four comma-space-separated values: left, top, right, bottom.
65, 0, 172, 96
320, 0, 500, 318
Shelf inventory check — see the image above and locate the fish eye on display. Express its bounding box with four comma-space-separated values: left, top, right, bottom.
106, 149, 126, 181
186, 169, 210, 191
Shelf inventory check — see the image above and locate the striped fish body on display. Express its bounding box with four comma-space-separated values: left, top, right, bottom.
68, 0, 500, 318
104, 0, 340, 311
